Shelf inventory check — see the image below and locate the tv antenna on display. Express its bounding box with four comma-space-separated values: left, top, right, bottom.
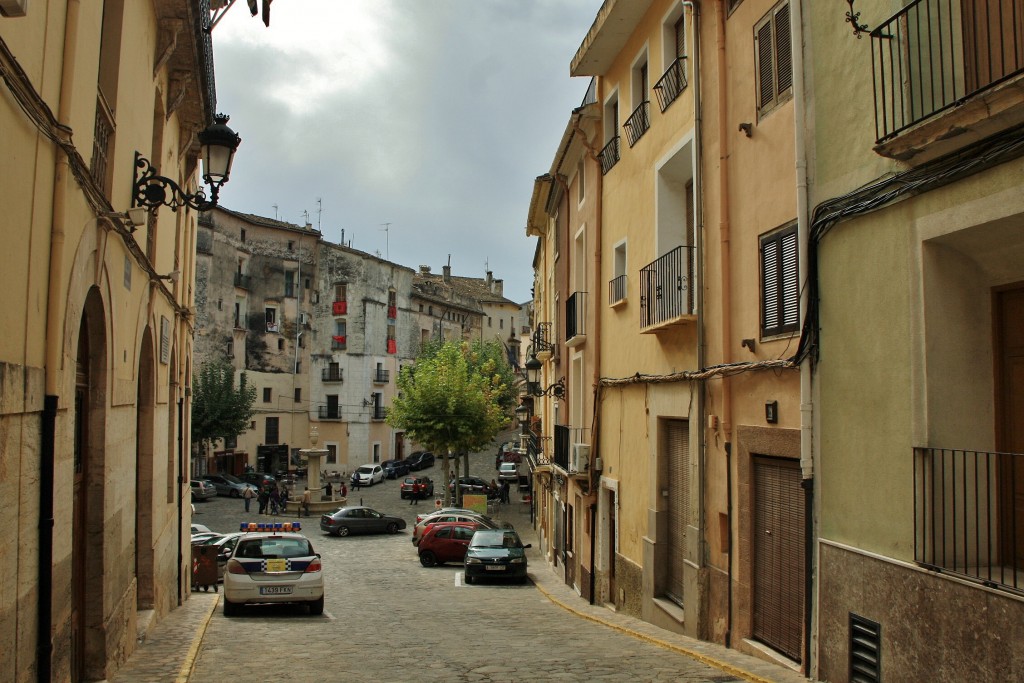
317, 198, 322, 232
272, 203, 279, 220
379, 223, 391, 260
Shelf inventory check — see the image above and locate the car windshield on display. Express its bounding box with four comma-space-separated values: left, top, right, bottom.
235, 537, 313, 559
470, 530, 521, 548
403, 478, 417, 484
356, 466, 374, 474
222, 473, 242, 484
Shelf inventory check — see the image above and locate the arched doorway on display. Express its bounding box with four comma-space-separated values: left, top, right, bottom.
135, 327, 156, 609
72, 288, 107, 681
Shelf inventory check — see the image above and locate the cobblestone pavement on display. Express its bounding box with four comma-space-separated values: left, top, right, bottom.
115, 434, 811, 682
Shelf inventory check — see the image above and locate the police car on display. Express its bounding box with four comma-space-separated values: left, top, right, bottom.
222, 522, 324, 616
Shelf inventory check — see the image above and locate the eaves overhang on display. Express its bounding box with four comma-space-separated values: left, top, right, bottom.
526, 174, 554, 238
570, 0, 655, 77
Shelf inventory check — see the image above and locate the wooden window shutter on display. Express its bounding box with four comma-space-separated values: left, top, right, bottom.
781, 229, 799, 328
762, 239, 780, 331
675, 16, 685, 58
774, 3, 793, 95
756, 18, 775, 111
762, 224, 799, 336
665, 420, 690, 605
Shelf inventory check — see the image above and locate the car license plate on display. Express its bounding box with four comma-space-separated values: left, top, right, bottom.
485, 565, 506, 571
259, 586, 293, 595
265, 559, 287, 572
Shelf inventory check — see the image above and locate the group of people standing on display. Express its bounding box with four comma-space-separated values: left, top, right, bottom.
241, 484, 290, 515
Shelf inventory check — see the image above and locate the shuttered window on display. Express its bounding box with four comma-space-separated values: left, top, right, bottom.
754, 1, 793, 117
761, 224, 799, 336
665, 420, 690, 606
753, 456, 805, 662
674, 15, 685, 58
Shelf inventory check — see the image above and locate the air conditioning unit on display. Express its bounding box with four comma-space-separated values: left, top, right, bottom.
299, 313, 308, 325
0, 0, 28, 17
571, 443, 590, 474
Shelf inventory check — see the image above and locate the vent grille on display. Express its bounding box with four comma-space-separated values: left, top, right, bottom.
850, 613, 881, 683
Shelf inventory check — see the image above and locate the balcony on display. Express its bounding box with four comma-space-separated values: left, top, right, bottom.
599, 136, 620, 175
609, 274, 627, 307
321, 368, 344, 382
639, 246, 696, 332
871, 0, 1024, 162
914, 447, 1024, 594
386, 338, 397, 355
623, 100, 650, 147
333, 300, 347, 315
318, 406, 342, 420
532, 322, 553, 358
266, 321, 280, 334
372, 406, 387, 421
553, 425, 571, 472
331, 336, 347, 350
373, 369, 390, 383
285, 282, 296, 298
525, 434, 552, 470
654, 57, 688, 112
565, 292, 587, 348
233, 272, 251, 289
388, 305, 397, 319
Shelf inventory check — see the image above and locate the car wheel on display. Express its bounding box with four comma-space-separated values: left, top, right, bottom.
230, 490, 240, 498
419, 551, 437, 567
338, 526, 350, 537
386, 522, 399, 534
223, 598, 240, 617
464, 573, 474, 585
309, 595, 324, 615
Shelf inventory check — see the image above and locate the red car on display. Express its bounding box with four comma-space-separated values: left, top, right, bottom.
417, 522, 481, 567
400, 476, 434, 500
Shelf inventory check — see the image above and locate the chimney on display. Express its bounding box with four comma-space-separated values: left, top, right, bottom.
485, 270, 493, 291
494, 279, 503, 296
443, 265, 451, 283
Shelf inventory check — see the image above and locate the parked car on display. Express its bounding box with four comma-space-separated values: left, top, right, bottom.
418, 522, 481, 567
191, 523, 212, 535
195, 531, 246, 580
404, 451, 435, 471
400, 476, 434, 500
412, 511, 505, 545
241, 471, 277, 488
190, 479, 217, 502
447, 476, 490, 495
319, 506, 407, 537
203, 473, 258, 498
351, 464, 385, 487
463, 528, 531, 584
381, 459, 411, 479
222, 529, 324, 616
498, 462, 520, 482
415, 507, 478, 525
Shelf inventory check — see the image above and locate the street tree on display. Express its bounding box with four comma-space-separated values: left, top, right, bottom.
387, 340, 512, 505
191, 360, 257, 458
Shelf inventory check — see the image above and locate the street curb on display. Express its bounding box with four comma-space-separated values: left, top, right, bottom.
175, 594, 219, 683
529, 577, 776, 683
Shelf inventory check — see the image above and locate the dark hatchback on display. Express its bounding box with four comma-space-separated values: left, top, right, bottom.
463, 528, 531, 584
319, 506, 407, 537
382, 459, 411, 479
404, 451, 435, 471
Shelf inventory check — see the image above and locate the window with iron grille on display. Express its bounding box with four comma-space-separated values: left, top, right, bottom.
760, 224, 799, 336
754, 1, 793, 118
265, 417, 279, 444
263, 387, 272, 403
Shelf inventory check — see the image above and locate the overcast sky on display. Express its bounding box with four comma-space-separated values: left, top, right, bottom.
211, 0, 601, 303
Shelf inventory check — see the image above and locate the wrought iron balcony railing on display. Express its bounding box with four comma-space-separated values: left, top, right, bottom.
565, 291, 587, 344
914, 447, 1024, 594
639, 245, 696, 329
871, 0, 1024, 142
318, 405, 342, 420
654, 57, 688, 112
233, 272, 251, 289
609, 274, 627, 306
599, 136, 620, 175
553, 425, 571, 472
331, 336, 347, 350
532, 321, 553, 354
373, 369, 390, 383
321, 368, 344, 382
623, 100, 651, 147
372, 406, 387, 421
581, 77, 598, 107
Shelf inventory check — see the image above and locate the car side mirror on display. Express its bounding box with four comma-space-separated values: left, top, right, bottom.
523, 544, 532, 549
315, 553, 321, 558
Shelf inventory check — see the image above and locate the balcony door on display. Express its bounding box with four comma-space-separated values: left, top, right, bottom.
996, 284, 1024, 568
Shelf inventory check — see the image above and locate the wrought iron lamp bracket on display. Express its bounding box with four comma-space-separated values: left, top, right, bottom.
845, 0, 870, 38
132, 152, 212, 213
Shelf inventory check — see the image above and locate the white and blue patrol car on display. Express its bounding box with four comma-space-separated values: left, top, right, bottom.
222, 522, 324, 616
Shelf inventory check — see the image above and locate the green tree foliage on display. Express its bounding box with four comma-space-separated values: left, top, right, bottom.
388, 341, 514, 501
191, 361, 257, 452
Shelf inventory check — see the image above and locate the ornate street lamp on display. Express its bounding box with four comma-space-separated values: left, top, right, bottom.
522, 352, 564, 398
132, 114, 241, 212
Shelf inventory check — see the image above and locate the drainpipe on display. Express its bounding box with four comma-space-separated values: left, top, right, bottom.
177, 396, 184, 605
715, 0, 733, 441
790, 0, 815, 673
39, 3, 81, 680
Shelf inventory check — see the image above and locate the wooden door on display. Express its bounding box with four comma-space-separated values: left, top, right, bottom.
71, 336, 89, 681
996, 285, 1024, 568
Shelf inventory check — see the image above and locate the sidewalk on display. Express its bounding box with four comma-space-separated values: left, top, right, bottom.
493, 500, 811, 683
102, 591, 218, 683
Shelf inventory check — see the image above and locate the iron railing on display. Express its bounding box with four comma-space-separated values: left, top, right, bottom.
599, 136, 621, 175
566, 291, 587, 342
914, 447, 1024, 594
623, 100, 651, 147
525, 435, 552, 469
533, 322, 553, 353
331, 337, 347, 351
639, 246, 695, 328
285, 282, 296, 298
609, 274, 627, 305
318, 405, 342, 420
871, 0, 1024, 142
91, 93, 114, 191
233, 273, 251, 289
321, 368, 343, 382
372, 406, 387, 421
553, 425, 571, 472
581, 77, 598, 107
374, 369, 390, 383
654, 57, 688, 112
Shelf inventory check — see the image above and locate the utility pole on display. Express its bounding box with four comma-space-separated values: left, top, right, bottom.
379, 223, 391, 260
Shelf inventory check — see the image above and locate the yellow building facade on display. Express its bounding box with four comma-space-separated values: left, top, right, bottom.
1, 2, 217, 680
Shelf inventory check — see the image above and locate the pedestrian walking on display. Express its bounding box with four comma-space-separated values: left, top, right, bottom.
269, 487, 280, 515
301, 487, 312, 517
409, 486, 419, 505
341, 482, 348, 499
243, 485, 254, 513
352, 473, 361, 491
325, 481, 333, 499
279, 487, 289, 514
257, 486, 269, 515
500, 480, 510, 504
